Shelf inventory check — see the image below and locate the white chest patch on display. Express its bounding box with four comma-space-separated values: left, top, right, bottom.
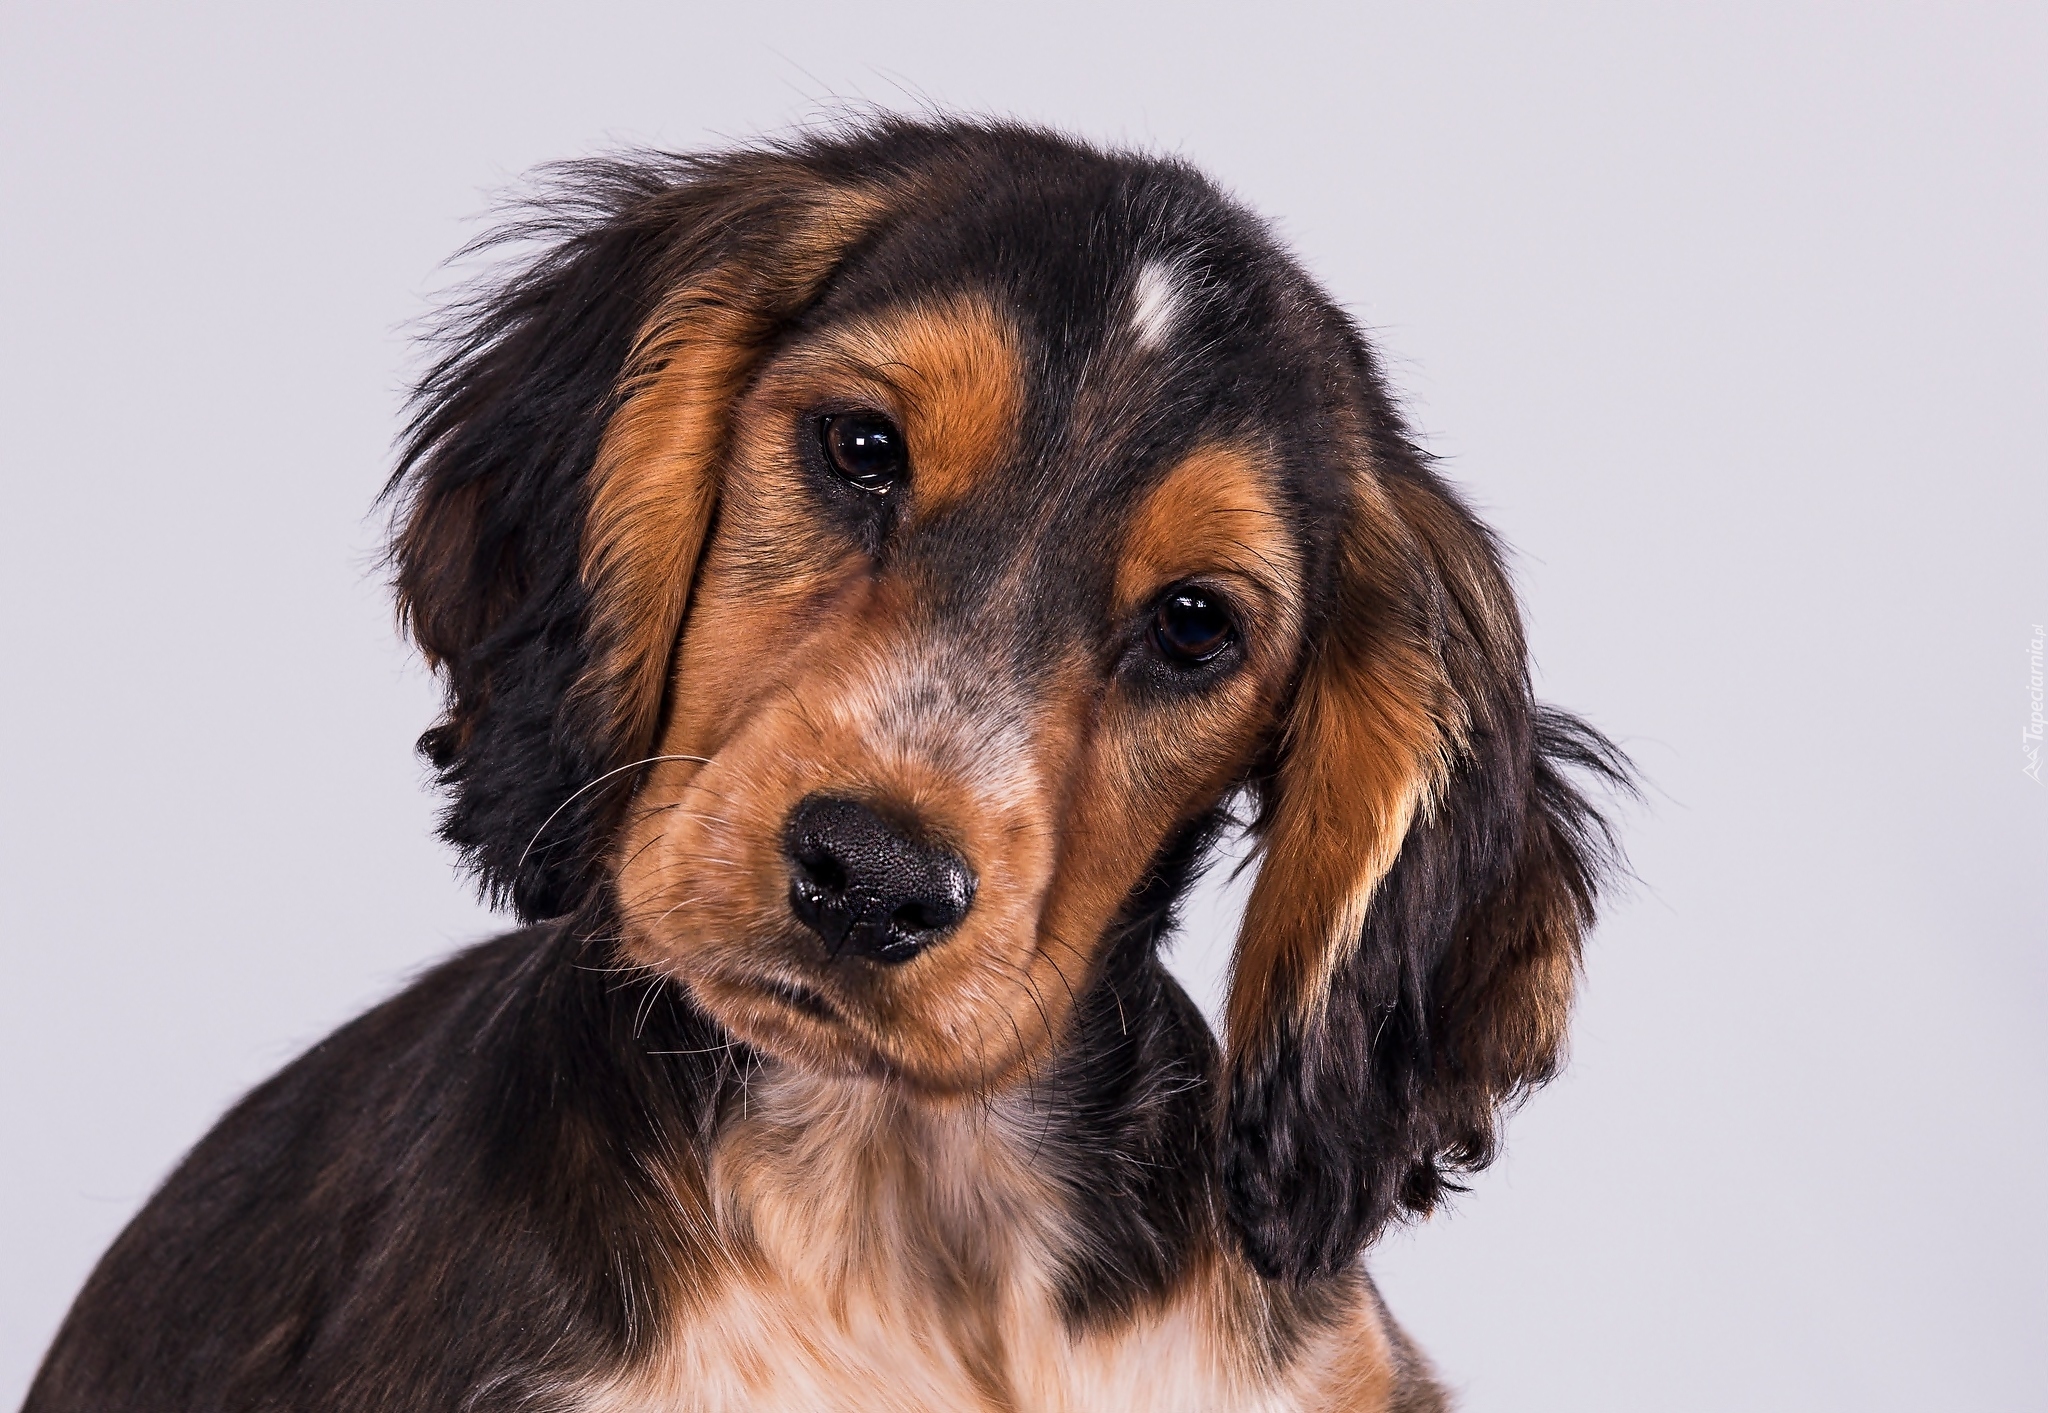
1128, 259, 1188, 350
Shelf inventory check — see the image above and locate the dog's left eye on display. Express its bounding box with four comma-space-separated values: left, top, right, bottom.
1150, 586, 1238, 665
819, 412, 907, 494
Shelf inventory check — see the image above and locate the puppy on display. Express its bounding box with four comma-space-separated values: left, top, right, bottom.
26, 118, 1625, 1412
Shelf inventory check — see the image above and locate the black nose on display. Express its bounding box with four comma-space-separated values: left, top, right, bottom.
783, 795, 976, 964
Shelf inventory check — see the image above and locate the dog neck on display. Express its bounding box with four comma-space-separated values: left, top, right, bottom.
711, 1064, 1075, 1317
584, 987, 1388, 1413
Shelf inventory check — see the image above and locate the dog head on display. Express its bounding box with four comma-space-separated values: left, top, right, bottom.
388, 120, 1623, 1282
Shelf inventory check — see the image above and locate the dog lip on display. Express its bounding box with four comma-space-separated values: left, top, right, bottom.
735, 972, 843, 1025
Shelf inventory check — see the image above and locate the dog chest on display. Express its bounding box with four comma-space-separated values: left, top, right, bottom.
566, 1070, 1397, 1413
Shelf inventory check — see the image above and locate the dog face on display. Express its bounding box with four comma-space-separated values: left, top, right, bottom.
389, 122, 1623, 1281
610, 235, 1328, 1091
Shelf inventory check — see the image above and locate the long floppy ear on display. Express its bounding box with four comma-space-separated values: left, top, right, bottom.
1221, 366, 1629, 1282
385, 152, 881, 920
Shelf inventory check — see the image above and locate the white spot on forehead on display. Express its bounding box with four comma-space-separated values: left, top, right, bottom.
1128, 259, 1186, 351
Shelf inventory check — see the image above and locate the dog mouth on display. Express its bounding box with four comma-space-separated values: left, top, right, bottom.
749, 974, 842, 1024
696, 966, 848, 1033
687, 964, 935, 1082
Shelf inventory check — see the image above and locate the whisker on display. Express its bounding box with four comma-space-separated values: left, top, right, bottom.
622, 801, 734, 829
515, 754, 713, 874
575, 958, 662, 977
1007, 980, 1061, 1162
1039, 948, 1081, 1017
615, 895, 708, 935
619, 829, 674, 875
632, 976, 666, 1038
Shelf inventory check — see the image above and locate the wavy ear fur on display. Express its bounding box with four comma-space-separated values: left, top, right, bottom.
385, 151, 877, 920
1222, 345, 1629, 1283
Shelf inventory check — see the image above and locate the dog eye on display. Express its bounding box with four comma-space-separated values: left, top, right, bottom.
1150, 586, 1238, 665
819, 412, 907, 494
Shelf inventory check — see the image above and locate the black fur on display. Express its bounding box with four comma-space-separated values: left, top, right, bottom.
393, 160, 672, 921
27, 918, 726, 1408
1226, 706, 1629, 1280
1045, 808, 1230, 1328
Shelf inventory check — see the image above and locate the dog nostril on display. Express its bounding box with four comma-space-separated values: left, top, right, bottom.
883, 877, 974, 951
890, 899, 949, 934
782, 795, 977, 964
792, 842, 848, 895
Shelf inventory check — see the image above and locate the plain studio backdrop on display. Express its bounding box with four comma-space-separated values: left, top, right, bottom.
3, 3, 2043, 1408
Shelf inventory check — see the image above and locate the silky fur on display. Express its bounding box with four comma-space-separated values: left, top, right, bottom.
578, 1076, 1405, 1413
27, 118, 1625, 1412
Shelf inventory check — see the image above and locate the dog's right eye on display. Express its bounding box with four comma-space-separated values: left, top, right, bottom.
1150, 585, 1239, 666
819, 412, 907, 494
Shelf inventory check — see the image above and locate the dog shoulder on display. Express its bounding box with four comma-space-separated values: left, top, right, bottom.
24, 924, 636, 1412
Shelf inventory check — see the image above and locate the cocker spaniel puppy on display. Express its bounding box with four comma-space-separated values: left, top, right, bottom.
28, 119, 1625, 1412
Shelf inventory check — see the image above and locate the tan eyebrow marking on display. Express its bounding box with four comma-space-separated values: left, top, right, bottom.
811, 294, 1023, 518
1115, 444, 1304, 619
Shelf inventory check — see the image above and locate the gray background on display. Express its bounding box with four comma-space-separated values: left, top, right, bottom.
4, 3, 2043, 1408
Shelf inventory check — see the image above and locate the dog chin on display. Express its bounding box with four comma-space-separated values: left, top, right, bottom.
682, 966, 918, 1086
686, 968, 844, 1060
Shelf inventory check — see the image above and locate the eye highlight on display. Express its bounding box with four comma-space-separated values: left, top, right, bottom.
819, 412, 907, 493
1150, 585, 1238, 666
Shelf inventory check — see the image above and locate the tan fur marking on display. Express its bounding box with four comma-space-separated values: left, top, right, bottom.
618, 560, 1078, 1092
1115, 444, 1303, 619
990, 444, 1314, 1061
802, 294, 1024, 518
1226, 649, 1444, 1046
577, 189, 885, 759
1225, 453, 1461, 1053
